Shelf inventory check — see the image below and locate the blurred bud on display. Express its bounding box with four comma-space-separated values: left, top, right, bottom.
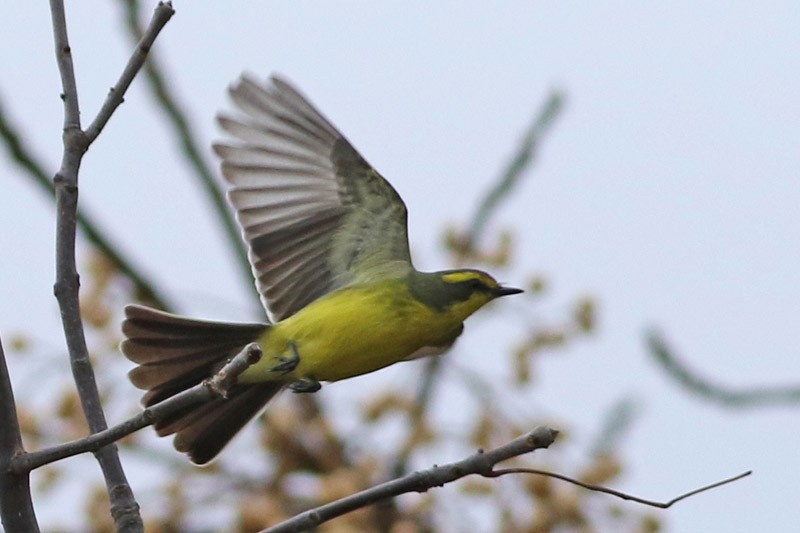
8, 333, 30, 352
35, 466, 61, 494
640, 514, 662, 533
80, 250, 117, 328
362, 392, 413, 422
85, 484, 114, 533
470, 412, 494, 449
17, 407, 41, 442
238, 493, 288, 532
579, 453, 621, 485
460, 478, 494, 495
391, 518, 425, 533
527, 276, 548, 295
526, 472, 553, 500
492, 230, 513, 266
514, 346, 533, 385
573, 297, 596, 333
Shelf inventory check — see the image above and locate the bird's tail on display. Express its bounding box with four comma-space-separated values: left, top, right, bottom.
121, 304, 281, 464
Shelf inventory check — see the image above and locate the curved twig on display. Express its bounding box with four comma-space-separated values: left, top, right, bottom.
486, 466, 752, 509
647, 331, 800, 407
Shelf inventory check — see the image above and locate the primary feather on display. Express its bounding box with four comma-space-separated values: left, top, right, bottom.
214, 75, 412, 321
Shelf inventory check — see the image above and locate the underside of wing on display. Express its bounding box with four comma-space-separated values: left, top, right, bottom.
215, 74, 412, 321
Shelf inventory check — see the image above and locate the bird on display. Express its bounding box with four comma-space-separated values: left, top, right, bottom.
121, 74, 522, 465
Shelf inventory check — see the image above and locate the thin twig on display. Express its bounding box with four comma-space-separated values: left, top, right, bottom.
647, 331, 800, 407
119, 0, 254, 297
262, 426, 559, 533
0, 100, 172, 310
0, 338, 39, 532
486, 467, 752, 509
467, 89, 565, 246
589, 396, 638, 458
84, 2, 174, 142
12, 343, 262, 473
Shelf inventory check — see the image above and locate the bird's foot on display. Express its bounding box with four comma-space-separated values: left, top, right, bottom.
269, 342, 301, 374
290, 378, 322, 394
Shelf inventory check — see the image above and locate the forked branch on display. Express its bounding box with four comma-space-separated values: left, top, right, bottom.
46, 1, 174, 531
263, 427, 559, 533
264, 425, 750, 533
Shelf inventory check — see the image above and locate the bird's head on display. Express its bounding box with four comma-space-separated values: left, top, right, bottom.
410, 269, 522, 321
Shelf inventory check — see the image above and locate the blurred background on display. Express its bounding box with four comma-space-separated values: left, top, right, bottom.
1, 1, 798, 531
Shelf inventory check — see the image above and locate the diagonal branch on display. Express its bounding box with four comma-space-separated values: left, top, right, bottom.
119, 0, 254, 297
84, 1, 174, 143
467, 89, 565, 247
11, 343, 262, 473
263, 426, 559, 533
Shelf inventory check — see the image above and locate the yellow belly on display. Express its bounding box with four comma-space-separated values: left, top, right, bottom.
239, 279, 463, 383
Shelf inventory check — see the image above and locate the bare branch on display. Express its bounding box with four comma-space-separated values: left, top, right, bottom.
12, 343, 262, 473
261, 426, 559, 533
589, 396, 638, 458
487, 466, 752, 509
119, 0, 254, 298
467, 89, 565, 247
49, 2, 82, 133
47, 1, 174, 530
84, 2, 174, 142
647, 331, 800, 407
0, 338, 39, 532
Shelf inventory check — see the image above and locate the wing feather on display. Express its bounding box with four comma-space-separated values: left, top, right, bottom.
215, 74, 412, 320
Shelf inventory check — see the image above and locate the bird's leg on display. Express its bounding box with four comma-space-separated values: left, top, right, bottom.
269, 341, 302, 374
269, 343, 321, 392
290, 378, 322, 394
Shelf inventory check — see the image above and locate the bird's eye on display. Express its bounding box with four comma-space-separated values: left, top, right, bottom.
468, 278, 484, 290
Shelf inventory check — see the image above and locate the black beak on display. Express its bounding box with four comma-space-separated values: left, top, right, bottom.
492, 286, 523, 298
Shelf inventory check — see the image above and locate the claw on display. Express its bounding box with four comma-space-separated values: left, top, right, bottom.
290, 378, 322, 394
269, 342, 301, 374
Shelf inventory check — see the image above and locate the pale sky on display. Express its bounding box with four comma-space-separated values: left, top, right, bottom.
1, 2, 799, 531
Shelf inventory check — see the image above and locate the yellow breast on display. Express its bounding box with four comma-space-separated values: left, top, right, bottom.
239, 279, 464, 383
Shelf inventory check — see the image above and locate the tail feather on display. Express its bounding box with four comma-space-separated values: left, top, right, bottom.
121, 304, 281, 464
172, 384, 282, 464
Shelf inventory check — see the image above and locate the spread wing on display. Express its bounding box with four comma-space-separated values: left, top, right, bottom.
214, 74, 412, 321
